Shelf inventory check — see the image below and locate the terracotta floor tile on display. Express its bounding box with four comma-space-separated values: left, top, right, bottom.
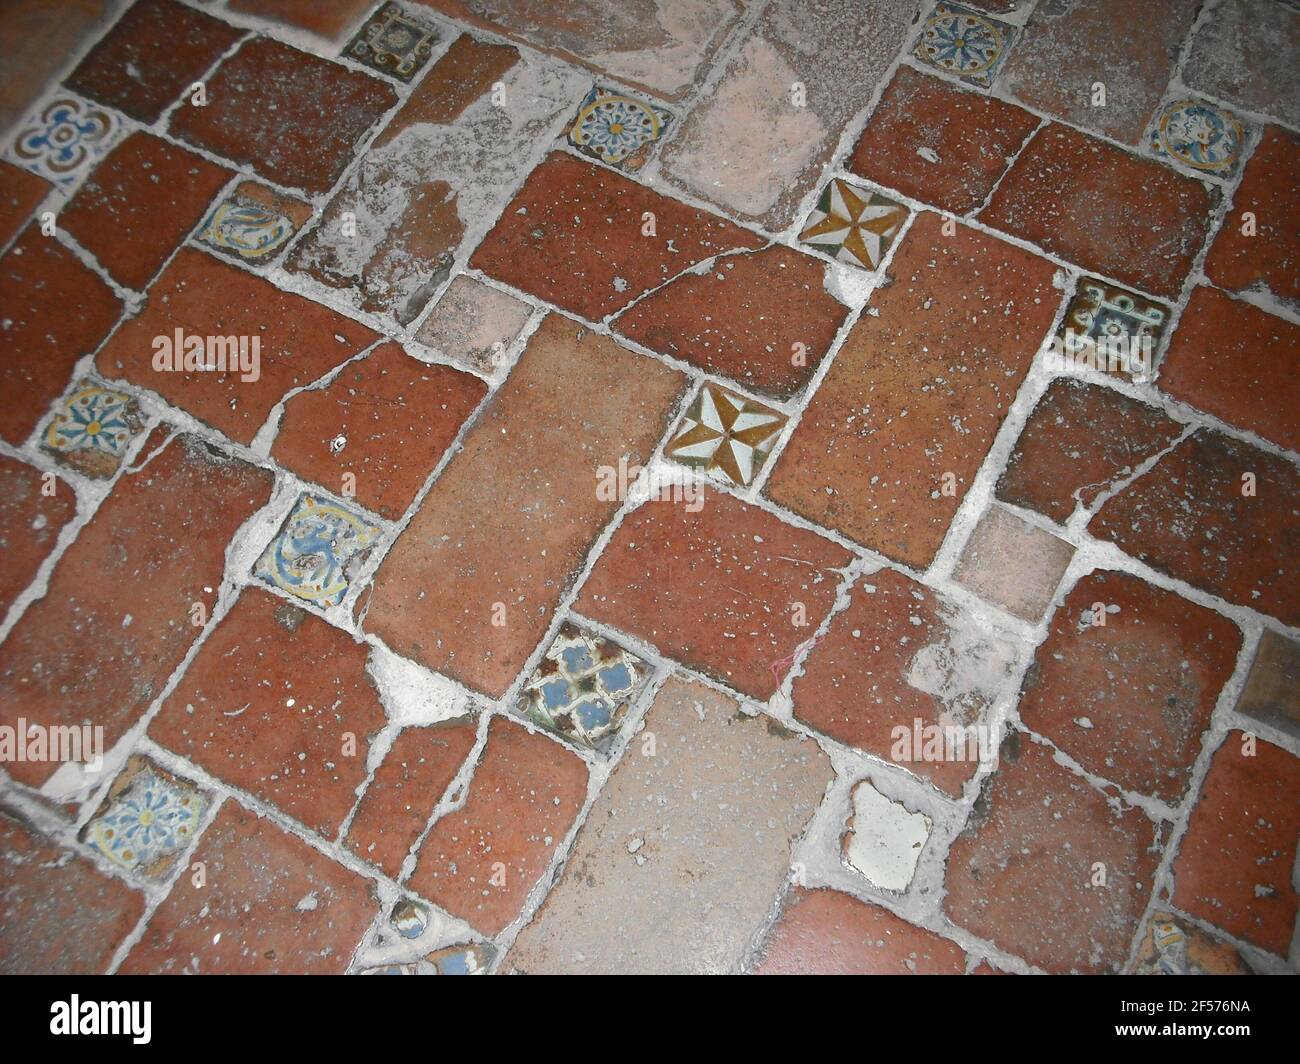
1234, 630, 1300, 742
0, 0, 113, 134
96, 247, 378, 446
470, 152, 765, 323
59, 131, 232, 291
1090, 429, 1300, 626
766, 213, 1058, 569
658, 0, 916, 229
170, 38, 397, 194
64, 0, 244, 124
227, 0, 374, 42
997, 380, 1185, 524
979, 124, 1215, 299
945, 734, 1165, 973
1158, 286, 1300, 453
1173, 732, 1300, 956
271, 342, 486, 520
506, 676, 833, 974
0, 159, 48, 248
613, 245, 849, 400
407, 717, 588, 936
0, 455, 76, 619
848, 66, 1039, 216
755, 888, 966, 975
0, 432, 272, 787
364, 314, 684, 698
997, 0, 1199, 145
0, 227, 122, 446
120, 800, 376, 974
1204, 127, 1299, 308
791, 568, 1017, 797
1019, 570, 1241, 804
577, 489, 852, 700
414, 0, 742, 101
150, 589, 387, 839
1182, 0, 1300, 129
0, 810, 144, 974
344, 719, 478, 879
953, 505, 1074, 622
415, 275, 533, 378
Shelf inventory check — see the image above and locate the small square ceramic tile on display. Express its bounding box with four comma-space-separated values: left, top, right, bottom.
519, 622, 647, 751
414, 275, 532, 377
81, 756, 206, 880
912, 2, 1017, 90
953, 505, 1074, 622
798, 178, 906, 270
665, 382, 786, 488
9, 95, 118, 187
841, 779, 931, 893
567, 86, 674, 172
1057, 277, 1169, 381
1129, 911, 1251, 975
1148, 98, 1249, 178
342, 2, 437, 82
198, 180, 313, 262
1233, 629, 1300, 741
39, 381, 145, 479
254, 492, 382, 607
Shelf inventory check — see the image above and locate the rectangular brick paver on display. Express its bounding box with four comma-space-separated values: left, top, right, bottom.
0, 455, 76, 618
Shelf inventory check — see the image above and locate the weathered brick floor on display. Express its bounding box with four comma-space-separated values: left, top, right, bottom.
0, 0, 1296, 976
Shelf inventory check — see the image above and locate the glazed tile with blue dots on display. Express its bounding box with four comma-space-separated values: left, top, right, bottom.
9, 94, 118, 187
567, 86, 674, 172
912, 2, 1017, 90
254, 492, 382, 608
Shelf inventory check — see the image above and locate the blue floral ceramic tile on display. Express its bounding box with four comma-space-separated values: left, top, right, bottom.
1148, 98, 1248, 177
40, 382, 144, 479
521, 623, 646, 750
343, 2, 437, 83
568, 86, 674, 171
10, 95, 117, 186
912, 2, 1017, 90
83, 757, 205, 880
254, 493, 382, 607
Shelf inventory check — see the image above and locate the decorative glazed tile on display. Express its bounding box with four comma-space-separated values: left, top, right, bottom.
665, 382, 786, 488
567, 85, 673, 172
520, 622, 646, 751
798, 179, 905, 271
1131, 912, 1251, 975
912, 2, 1016, 90
40, 382, 145, 479
254, 493, 382, 607
342, 2, 437, 82
1058, 277, 1169, 381
10, 96, 117, 186
359, 942, 494, 975
1149, 98, 1248, 176
390, 898, 429, 939
82, 756, 205, 880
199, 181, 312, 262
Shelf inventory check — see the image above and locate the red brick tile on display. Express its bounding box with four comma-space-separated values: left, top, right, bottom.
0, 455, 75, 619
979, 124, 1215, 299
1158, 286, 1300, 453
1234, 630, 1300, 742
1020, 571, 1241, 804
0, 432, 272, 787
755, 888, 966, 975
848, 66, 1040, 216
96, 247, 378, 446
997, 379, 1185, 524
0, 810, 144, 974
1182, 0, 1300, 130
470, 152, 765, 323
120, 800, 376, 974
944, 734, 1165, 973
765, 214, 1058, 568
1173, 732, 1300, 955
0, 160, 48, 248
271, 342, 486, 521
0, 228, 122, 446
226, 0, 374, 41
408, 716, 587, 936
998, 0, 1199, 145
953, 505, 1074, 622
613, 246, 848, 400
577, 489, 852, 700
170, 38, 397, 194
64, 0, 245, 124
150, 589, 386, 838
1090, 430, 1300, 626
1205, 127, 1300, 308
791, 568, 1015, 797
59, 131, 232, 291
0, 0, 113, 133
364, 314, 684, 699
345, 719, 478, 878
